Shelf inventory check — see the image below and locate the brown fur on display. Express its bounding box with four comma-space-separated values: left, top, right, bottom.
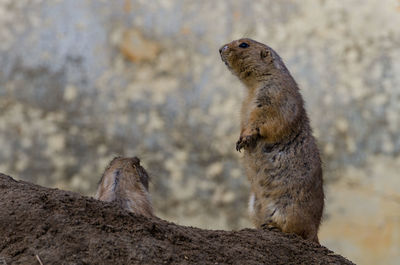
220, 38, 324, 243
95, 156, 153, 218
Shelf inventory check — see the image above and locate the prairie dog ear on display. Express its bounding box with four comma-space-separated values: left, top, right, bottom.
260, 49, 269, 59
271, 50, 283, 70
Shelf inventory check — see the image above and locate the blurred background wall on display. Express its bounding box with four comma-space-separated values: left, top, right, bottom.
0, 0, 399, 264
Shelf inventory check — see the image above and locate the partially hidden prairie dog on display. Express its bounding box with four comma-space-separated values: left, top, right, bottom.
219, 38, 324, 243
95, 156, 153, 218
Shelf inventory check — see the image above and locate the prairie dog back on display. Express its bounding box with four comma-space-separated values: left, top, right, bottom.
95, 156, 153, 217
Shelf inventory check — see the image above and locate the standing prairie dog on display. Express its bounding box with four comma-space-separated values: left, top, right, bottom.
220, 38, 324, 243
95, 156, 153, 218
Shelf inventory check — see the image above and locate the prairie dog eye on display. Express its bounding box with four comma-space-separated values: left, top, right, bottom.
239, 42, 249, 48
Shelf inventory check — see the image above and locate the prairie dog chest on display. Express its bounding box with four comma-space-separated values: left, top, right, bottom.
241, 95, 258, 125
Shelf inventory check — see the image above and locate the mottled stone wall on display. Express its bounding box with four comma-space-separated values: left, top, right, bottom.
0, 0, 399, 264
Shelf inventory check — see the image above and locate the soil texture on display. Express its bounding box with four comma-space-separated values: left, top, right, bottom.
0, 173, 354, 265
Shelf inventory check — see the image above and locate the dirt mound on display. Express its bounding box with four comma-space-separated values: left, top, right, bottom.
0, 173, 353, 265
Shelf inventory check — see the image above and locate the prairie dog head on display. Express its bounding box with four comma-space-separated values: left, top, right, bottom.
95, 156, 153, 217
219, 38, 287, 87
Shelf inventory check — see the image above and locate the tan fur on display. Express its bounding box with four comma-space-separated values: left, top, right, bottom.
220, 38, 324, 243
95, 156, 153, 218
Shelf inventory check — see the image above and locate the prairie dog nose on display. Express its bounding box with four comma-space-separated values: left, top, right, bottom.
219, 45, 228, 54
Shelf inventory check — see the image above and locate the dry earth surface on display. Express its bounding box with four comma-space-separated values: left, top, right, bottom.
0, 173, 354, 265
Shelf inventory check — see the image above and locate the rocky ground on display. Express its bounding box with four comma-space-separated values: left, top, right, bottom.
0, 173, 354, 265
